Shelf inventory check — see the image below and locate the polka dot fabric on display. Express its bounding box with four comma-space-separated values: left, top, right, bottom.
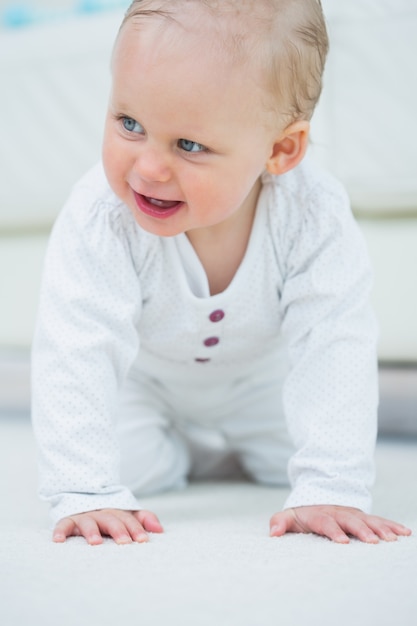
32, 158, 378, 523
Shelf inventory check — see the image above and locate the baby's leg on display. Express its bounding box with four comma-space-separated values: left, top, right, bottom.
221, 359, 294, 487
232, 425, 293, 487
116, 372, 191, 496
180, 423, 245, 481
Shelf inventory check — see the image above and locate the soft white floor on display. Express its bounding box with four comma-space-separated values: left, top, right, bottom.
0, 413, 416, 626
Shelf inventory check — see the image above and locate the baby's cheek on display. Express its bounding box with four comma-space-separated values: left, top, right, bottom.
102, 154, 123, 196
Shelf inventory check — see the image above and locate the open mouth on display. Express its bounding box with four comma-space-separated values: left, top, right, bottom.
133, 191, 183, 219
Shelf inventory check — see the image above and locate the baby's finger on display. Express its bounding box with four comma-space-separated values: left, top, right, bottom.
308, 513, 350, 544
72, 516, 104, 545
365, 517, 412, 541
378, 518, 411, 536
269, 509, 299, 537
388, 523, 412, 536
94, 513, 136, 545
135, 510, 164, 534
337, 514, 380, 544
122, 514, 150, 543
53, 517, 77, 543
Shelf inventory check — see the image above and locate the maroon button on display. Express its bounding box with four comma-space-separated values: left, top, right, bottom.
195, 358, 211, 363
209, 309, 225, 323
204, 337, 219, 347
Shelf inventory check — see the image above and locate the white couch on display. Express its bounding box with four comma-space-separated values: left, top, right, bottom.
0, 2, 416, 427
310, 1, 417, 363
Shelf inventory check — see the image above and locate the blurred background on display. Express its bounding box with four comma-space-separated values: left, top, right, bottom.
0, 0, 416, 435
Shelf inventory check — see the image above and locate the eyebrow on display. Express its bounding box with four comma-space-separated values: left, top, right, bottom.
109, 100, 134, 114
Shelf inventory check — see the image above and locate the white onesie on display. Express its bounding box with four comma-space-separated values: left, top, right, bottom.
32, 157, 378, 524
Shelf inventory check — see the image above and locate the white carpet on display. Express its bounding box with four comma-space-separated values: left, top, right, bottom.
0, 414, 416, 626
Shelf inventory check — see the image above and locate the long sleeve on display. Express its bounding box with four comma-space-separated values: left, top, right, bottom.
32, 177, 143, 524
276, 175, 378, 513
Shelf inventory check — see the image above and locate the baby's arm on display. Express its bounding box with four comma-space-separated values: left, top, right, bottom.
269, 505, 411, 544
53, 509, 164, 545
274, 177, 408, 533
32, 175, 146, 524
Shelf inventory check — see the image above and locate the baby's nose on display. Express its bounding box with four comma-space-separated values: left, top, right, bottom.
134, 145, 172, 183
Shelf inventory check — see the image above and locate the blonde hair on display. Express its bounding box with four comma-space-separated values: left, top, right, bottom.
120, 0, 328, 124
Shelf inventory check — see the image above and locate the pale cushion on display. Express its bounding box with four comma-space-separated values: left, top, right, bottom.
310, 0, 417, 214
0, 1, 126, 28
0, 10, 121, 230
359, 218, 417, 361
0, 234, 48, 346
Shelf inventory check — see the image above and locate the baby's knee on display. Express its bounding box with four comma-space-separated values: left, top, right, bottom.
119, 425, 191, 496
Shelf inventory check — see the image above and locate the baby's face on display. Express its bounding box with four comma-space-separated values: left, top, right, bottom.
102, 11, 282, 238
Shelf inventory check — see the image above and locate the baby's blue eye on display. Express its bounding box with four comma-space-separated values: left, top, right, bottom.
179, 139, 206, 153
122, 117, 144, 134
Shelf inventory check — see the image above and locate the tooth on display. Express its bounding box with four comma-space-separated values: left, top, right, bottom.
149, 198, 167, 207
146, 196, 179, 208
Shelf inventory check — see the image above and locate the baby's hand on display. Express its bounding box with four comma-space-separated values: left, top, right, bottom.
53, 509, 163, 545
269, 505, 412, 544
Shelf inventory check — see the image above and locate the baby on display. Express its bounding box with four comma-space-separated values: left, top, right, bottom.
32, 0, 411, 545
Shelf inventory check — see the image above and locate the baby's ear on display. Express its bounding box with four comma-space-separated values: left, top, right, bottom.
266, 120, 310, 175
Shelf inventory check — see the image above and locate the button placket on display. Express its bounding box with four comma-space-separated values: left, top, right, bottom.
194, 309, 226, 363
